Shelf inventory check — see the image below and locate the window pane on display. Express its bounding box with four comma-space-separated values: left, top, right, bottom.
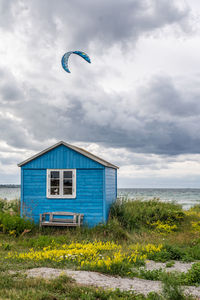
63, 179, 72, 187
63, 171, 72, 178
51, 171, 60, 179
50, 187, 60, 195
51, 179, 59, 186
63, 188, 72, 195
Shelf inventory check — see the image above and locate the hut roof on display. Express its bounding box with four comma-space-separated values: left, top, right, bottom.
18, 141, 119, 169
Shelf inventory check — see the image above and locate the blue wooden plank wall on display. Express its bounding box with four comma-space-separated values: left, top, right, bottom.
22, 145, 104, 170
22, 168, 104, 226
104, 167, 117, 221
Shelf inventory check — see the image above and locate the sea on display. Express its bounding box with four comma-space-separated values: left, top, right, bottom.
118, 188, 200, 210
0, 187, 200, 210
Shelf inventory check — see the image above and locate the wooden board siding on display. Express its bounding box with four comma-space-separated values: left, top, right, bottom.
22, 145, 104, 170
22, 168, 104, 227
104, 167, 117, 221
20, 169, 24, 218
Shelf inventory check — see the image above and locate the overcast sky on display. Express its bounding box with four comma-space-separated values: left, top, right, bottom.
1, 0, 200, 187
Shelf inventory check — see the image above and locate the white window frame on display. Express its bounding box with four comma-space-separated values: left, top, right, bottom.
46, 169, 76, 198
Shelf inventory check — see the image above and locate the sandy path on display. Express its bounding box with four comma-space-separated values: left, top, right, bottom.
145, 260, 195, 272
26, 267, 200, 297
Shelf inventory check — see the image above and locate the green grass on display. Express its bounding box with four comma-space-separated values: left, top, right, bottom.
0, 272, 155, 300
0, 271, 196, 300
110, 198, 185, 231
0, 198, 199, 299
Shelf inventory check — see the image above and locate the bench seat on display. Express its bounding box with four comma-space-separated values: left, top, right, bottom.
40, 212, 84, 227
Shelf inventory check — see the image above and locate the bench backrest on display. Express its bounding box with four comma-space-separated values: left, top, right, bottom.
40, 212, 84, 224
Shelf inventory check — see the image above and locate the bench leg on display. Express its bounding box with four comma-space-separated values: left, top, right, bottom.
78, 215, 81, 227
39, 214, 42, 228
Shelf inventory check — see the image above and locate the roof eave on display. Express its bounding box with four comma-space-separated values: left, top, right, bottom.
18, 141, 119, 169
17, 141, 64, 167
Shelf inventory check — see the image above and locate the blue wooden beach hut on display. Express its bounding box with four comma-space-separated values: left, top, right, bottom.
18, 141, 118, 227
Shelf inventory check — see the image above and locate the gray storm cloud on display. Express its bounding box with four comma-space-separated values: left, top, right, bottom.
0, 0, 199, 178
0, 0, 189, 48
1, 68, 200, 156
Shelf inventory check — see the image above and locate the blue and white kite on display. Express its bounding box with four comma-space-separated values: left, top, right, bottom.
61, 51, 91, 73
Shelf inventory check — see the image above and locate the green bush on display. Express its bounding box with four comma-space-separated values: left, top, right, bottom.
161, 272, 186, 300
139, 268, 162, 281
23, 235, 57, 249
186, 243, 200, 260
91, 218, 129, 241
110, 198, 185, 231
147, 244, 194, 262
188, 204, 200, 213
0, 212, 34, 236
9, 199, 21, 214
162, 245, 184, 260
166, 261, 175, 268
85, 261, 132, 277
0, 198, 20, 214
186, 262, 200, 285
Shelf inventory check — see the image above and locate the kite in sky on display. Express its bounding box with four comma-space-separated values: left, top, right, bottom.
61, 51, 91, 73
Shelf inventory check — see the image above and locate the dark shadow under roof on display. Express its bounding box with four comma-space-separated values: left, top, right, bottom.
18, 141, 119, 169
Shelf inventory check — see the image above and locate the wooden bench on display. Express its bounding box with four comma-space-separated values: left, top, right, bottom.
39, 212, 84, 227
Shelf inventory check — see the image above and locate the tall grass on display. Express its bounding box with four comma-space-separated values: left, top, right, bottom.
0, 198, 34, 236
0, 198, 20, 215
110, 198, 185, 231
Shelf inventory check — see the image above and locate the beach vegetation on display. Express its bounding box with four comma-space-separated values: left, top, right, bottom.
165, 260, 175, 268
0, 198, 199, 298
0, 198, 20, 214
186, 262, 200, 285
0, 271, 161, 300
110, 198, 185, 231
191, 221, 200, 232
150, 220, 177, 234
161, 272, 186, 300
0, 212, 34, 236
6, 241, 162, 276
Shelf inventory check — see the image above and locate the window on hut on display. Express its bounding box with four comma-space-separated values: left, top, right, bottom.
47, 169, 76, 198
